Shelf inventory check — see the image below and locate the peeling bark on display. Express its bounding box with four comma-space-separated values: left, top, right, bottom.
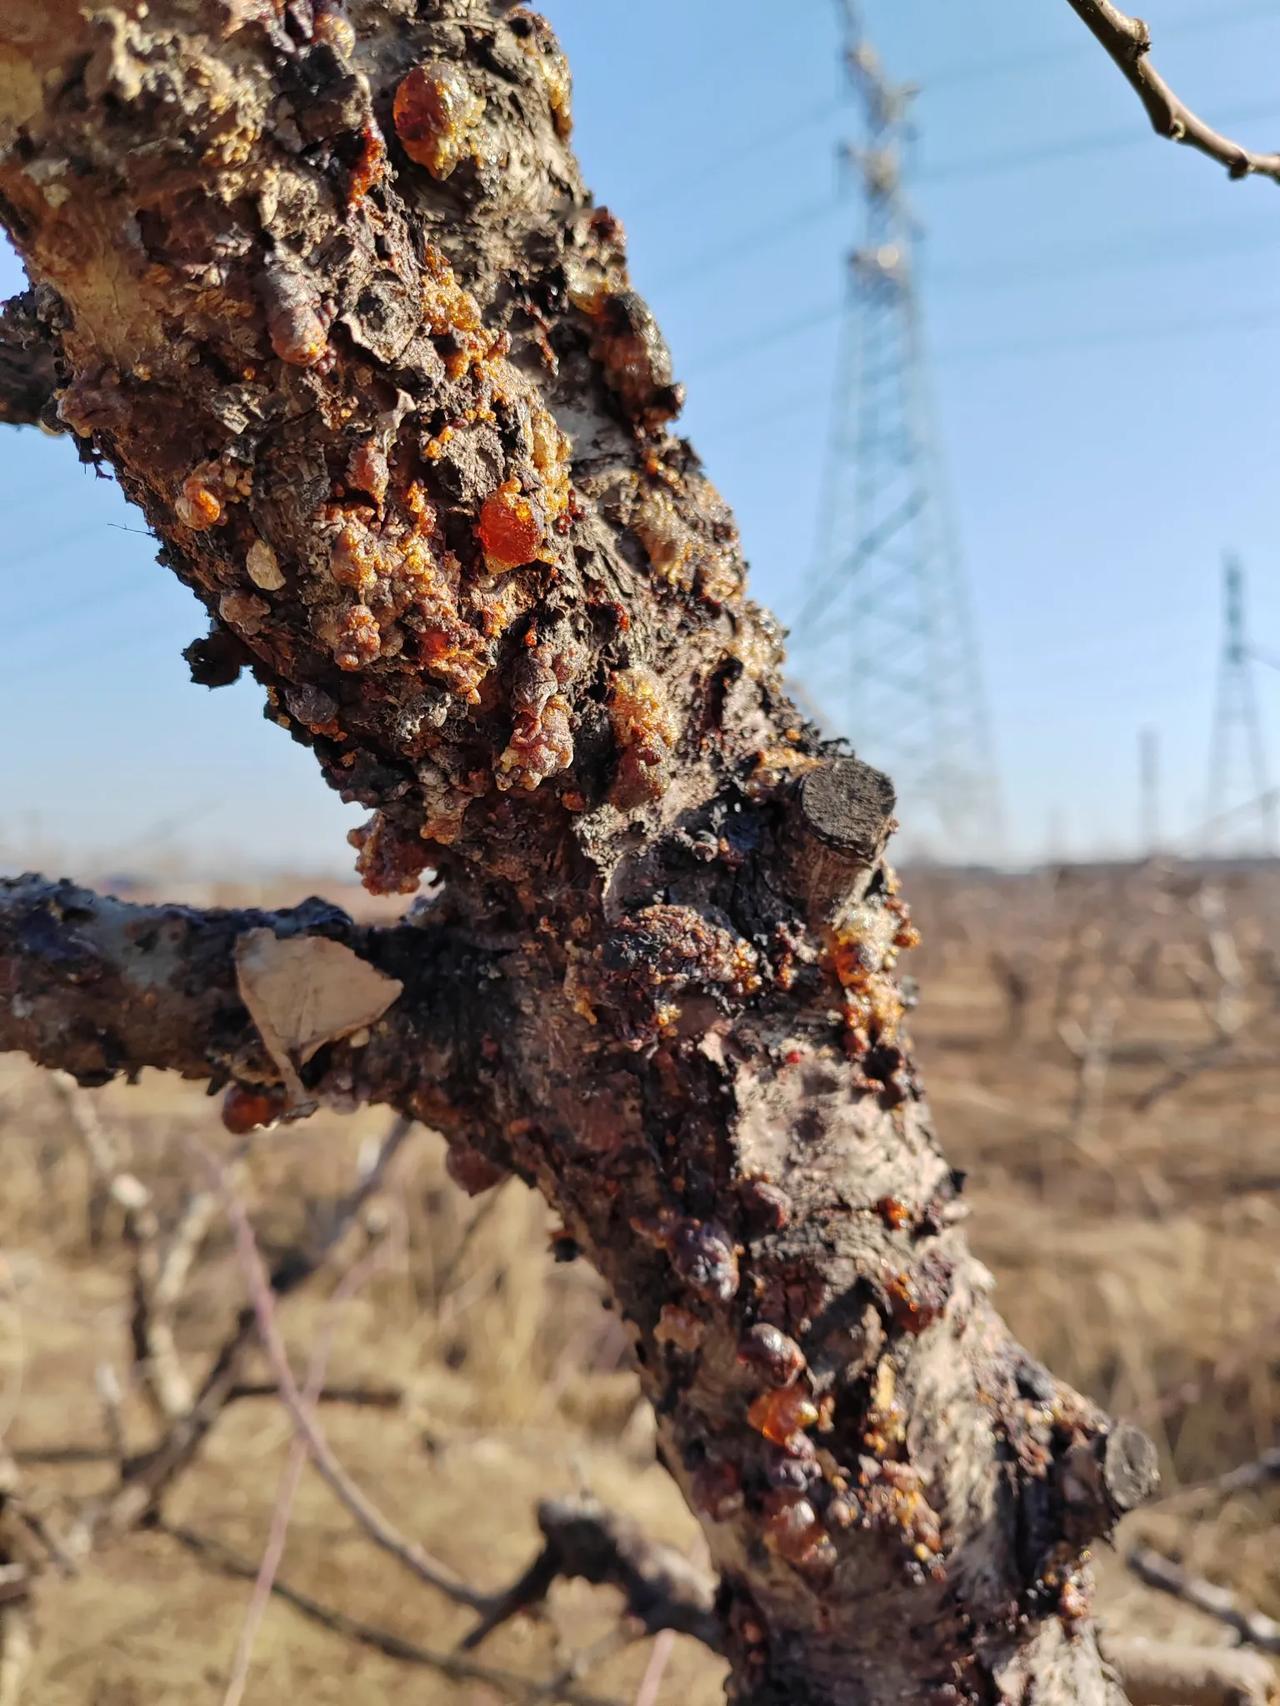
0, 4, 1154, 1700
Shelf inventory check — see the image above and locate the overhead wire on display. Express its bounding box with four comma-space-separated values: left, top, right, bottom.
687, 302, 1280, 440
625, 98, 844, 218
643, 97, 1280, 300
917, 1, 1280, 90
632, 4, 1280, 224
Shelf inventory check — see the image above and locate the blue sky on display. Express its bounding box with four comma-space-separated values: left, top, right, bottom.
3, 0, 1279, 874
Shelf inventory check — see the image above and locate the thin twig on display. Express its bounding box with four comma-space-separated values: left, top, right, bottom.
633, 1628, 677, 1706
94, 1365, 126, 1468
1149, 1445, 1280, 1511
203, 1144, 492, 1615
433, 1182, 510, 1301
11, 1380, 403, 1468
222, 1224, 398, 1706
99, 1115, 415, 1532
1128, 1545, 1280, 1654
162, 1523, 622, 1706
53, 1073, 214, 1420
1132, 999, 1274, 1114
462, 1498, 721, 1654
1065, 0, 1280, 182
49, 1073, 119, 1249
226, 1382, 402, 1408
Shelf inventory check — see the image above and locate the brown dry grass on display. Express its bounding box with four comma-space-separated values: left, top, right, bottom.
0, 859, 1277, 1701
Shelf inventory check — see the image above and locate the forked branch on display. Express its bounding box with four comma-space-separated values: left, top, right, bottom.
1065, 0, 1280, 181
463, 1498, 722, 1654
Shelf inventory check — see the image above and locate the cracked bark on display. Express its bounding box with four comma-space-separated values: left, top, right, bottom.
0, 4, 1155, 1700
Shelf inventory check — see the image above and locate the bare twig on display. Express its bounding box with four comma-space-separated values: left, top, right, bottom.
100, 1116, 415, 1532
462, 1497, 722, 1654
162, 1522, 622, 1706
1128, 1545, 1280, 1654
1065, 0, 1280, 182
1150, 1445, 1280, 1511
1104, 1635, 1278, 1706
206, 1145, 491, 1615
48, 1073, 118, 1248
223, 1223, 398, 1706
94, 1365, 126, 1468
433, 1183, 510, 1302
633, 1629, 677, 1706
53, 1073, 216, 1420
1058, 971, 1129, 1155
989, 950, 1032, 1042
1193, 881, 1246, 1037
14, 1381, 403, 1468
1198, 1445, 1280, 1501
123, 1179, 207, 1424
226, 1381, 402, 1408
1132, 998, 1276, 1114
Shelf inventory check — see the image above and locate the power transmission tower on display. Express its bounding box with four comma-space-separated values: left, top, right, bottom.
1206, 554, 1276, 855
789, 0, 1000, 862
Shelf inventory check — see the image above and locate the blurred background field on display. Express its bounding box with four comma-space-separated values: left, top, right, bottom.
0, 859, 1276, 1702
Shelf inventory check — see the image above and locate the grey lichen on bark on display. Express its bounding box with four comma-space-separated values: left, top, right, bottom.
0, 3, 1153, 1700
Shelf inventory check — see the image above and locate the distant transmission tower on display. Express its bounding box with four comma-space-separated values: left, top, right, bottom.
1206, 554, 1276, 854
790, 0, 1000, 860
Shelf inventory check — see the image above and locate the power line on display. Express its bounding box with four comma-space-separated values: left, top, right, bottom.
687, 294, 1280, 386
634, 9, 1279, 220
0, 578, 157, 648
919, 97, 1280, 184
650, 192, 840, 295
929, 221, 1280, 292
687, 299, 1280, 451
647, 99, 1280, 300
626, 99, 844, 218
917, 1, 1280, 90
936, 302, 1280, 369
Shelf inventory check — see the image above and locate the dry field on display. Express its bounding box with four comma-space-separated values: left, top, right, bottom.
0, 858, 1276, 1702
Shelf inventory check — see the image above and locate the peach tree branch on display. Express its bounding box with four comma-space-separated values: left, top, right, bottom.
1064, 0, 1280, 181
0, 3, 1161, 1697
0, 875, 504, 1128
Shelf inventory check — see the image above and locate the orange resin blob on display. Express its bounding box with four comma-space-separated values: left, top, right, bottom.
748, 1387, 819, 1447
477, 479, 544, 572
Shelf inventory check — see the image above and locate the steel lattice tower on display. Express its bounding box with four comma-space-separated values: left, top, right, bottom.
790, 1, 999, 860
1206, 554, 1276, 854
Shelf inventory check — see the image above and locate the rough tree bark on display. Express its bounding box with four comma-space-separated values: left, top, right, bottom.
0, 5, 1157, 1701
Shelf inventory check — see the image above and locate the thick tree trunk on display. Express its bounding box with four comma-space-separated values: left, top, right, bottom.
0, 4, 1153, 1699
